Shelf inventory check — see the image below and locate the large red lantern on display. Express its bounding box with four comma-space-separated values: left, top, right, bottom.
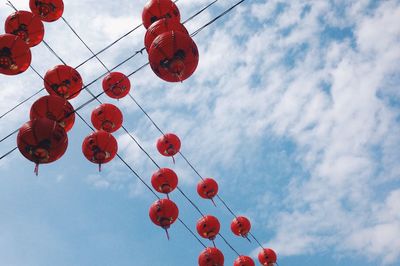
30, 95, 75, 132
29, 0, 64, 22
149, 198, 179, 239
258, 248, 277, 266
142, 0, 180, 29
44, 65, 83, 100
4, 11, 45, 47
0, 33, 32, 75
234, 256, 255, 266
144, 18, 188, 51
196, 215, 220, 241
149, 31, 199, 82
82, 130, 118, 171
156, 133, 181, 159
102, 72, 131, 99
231, 216, 252, 239
91, 103, 123, 133
198, 247, 224, 266
17, 118, 68, 175
151, 168, 178, 196
197, 178, 219, 205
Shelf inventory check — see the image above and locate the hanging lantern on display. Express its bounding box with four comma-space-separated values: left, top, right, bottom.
258, 248, 277, 266
144, 18, 188, 52
151, 168, 178, 196
0, 33, 32, 75
82, 130, 118, 171
234, 256, 255, 266
142, 0, 180, 29
231, 216, 252, 239
17, 118, 68, 175
4, 11, 45, 47
197, 178, 219, 205
44, 65, 83, 100
102, 72, 131, 99
91, 103, 123, 133
196, 215, 220, 241
29, 0, 64, 22
156, 133, 181, 158
149, 31, 199, 82
198, 247, 224, 266
149, 198, 179, 239
30, 95, 75, 132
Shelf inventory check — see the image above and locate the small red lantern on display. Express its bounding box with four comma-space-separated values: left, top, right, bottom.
102, 72, 131, 99
82, 130, 118, 171
91, 103, 123, 133
144, 18, 188, 51
231, 216, 252, 238
156, 133, 181, 160
149, 31, 199, 82
0, 33, 32, 75
258, 248, 277, 266
196, 215, 220, 241
151, 168, 178, 196
198, 247, 224, 266
44, 65, 83, 100
142, 0, 180, 29
234, 256, 255, 266
197, 178, 219, 205
17, 118, 68, 175
30, 95, 75, 132
149, 198, 179, 239
4, 11, 45, 47
29, 0, 64, 22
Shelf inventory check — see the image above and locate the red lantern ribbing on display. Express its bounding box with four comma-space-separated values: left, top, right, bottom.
29, 0, 64, 22
102, 72, 131, 99
196, 215, 220, 241
231, 216, 252, 239
82, 130, 118, 171
30, 95, 75, 132
258, 248, 278, 266
44, 65, 83, 100
234, 256, 256, 266
17, 118, 68, 175
0, 33, 32, 75
197, 178, 219, 205
91, 103, 123, 133
149, 198, 179, 240
142, 0, 180, 29
149, 31, 199, 82
198, 247, 224, 266
4, 11, 45, 47
151, 168, 178, 197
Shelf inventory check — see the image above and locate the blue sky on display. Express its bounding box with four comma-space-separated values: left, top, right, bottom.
1, 0, 400, 265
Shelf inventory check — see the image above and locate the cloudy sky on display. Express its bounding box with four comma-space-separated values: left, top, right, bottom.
1, 0, 400, 265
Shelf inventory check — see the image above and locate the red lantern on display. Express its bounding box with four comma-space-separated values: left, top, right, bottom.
91, 103, 123, 133
102, 72, 131, 99
231, 216, 252, 238
258, 248, 277, 266
0, 33, 32, 75
197, 178, 218, 205
156, 133, 181, 158
17, 118, 68, 175
29, 0, 64, 22
198, 247, 224, 266
196, 215, 220, 241
4, 11, 45, 47
142, 0, 180, 29
44, 65, 83, 100
149, 31, 199, 82
234, 256, 255, 266
144, 18, 188, 52
82, 130, 118, 171
151, 168, 178, 196
30, 95, 75, 132
149, 198, 179, 239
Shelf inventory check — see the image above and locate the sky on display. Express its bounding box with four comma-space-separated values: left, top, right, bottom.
0, 0, 400, 266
